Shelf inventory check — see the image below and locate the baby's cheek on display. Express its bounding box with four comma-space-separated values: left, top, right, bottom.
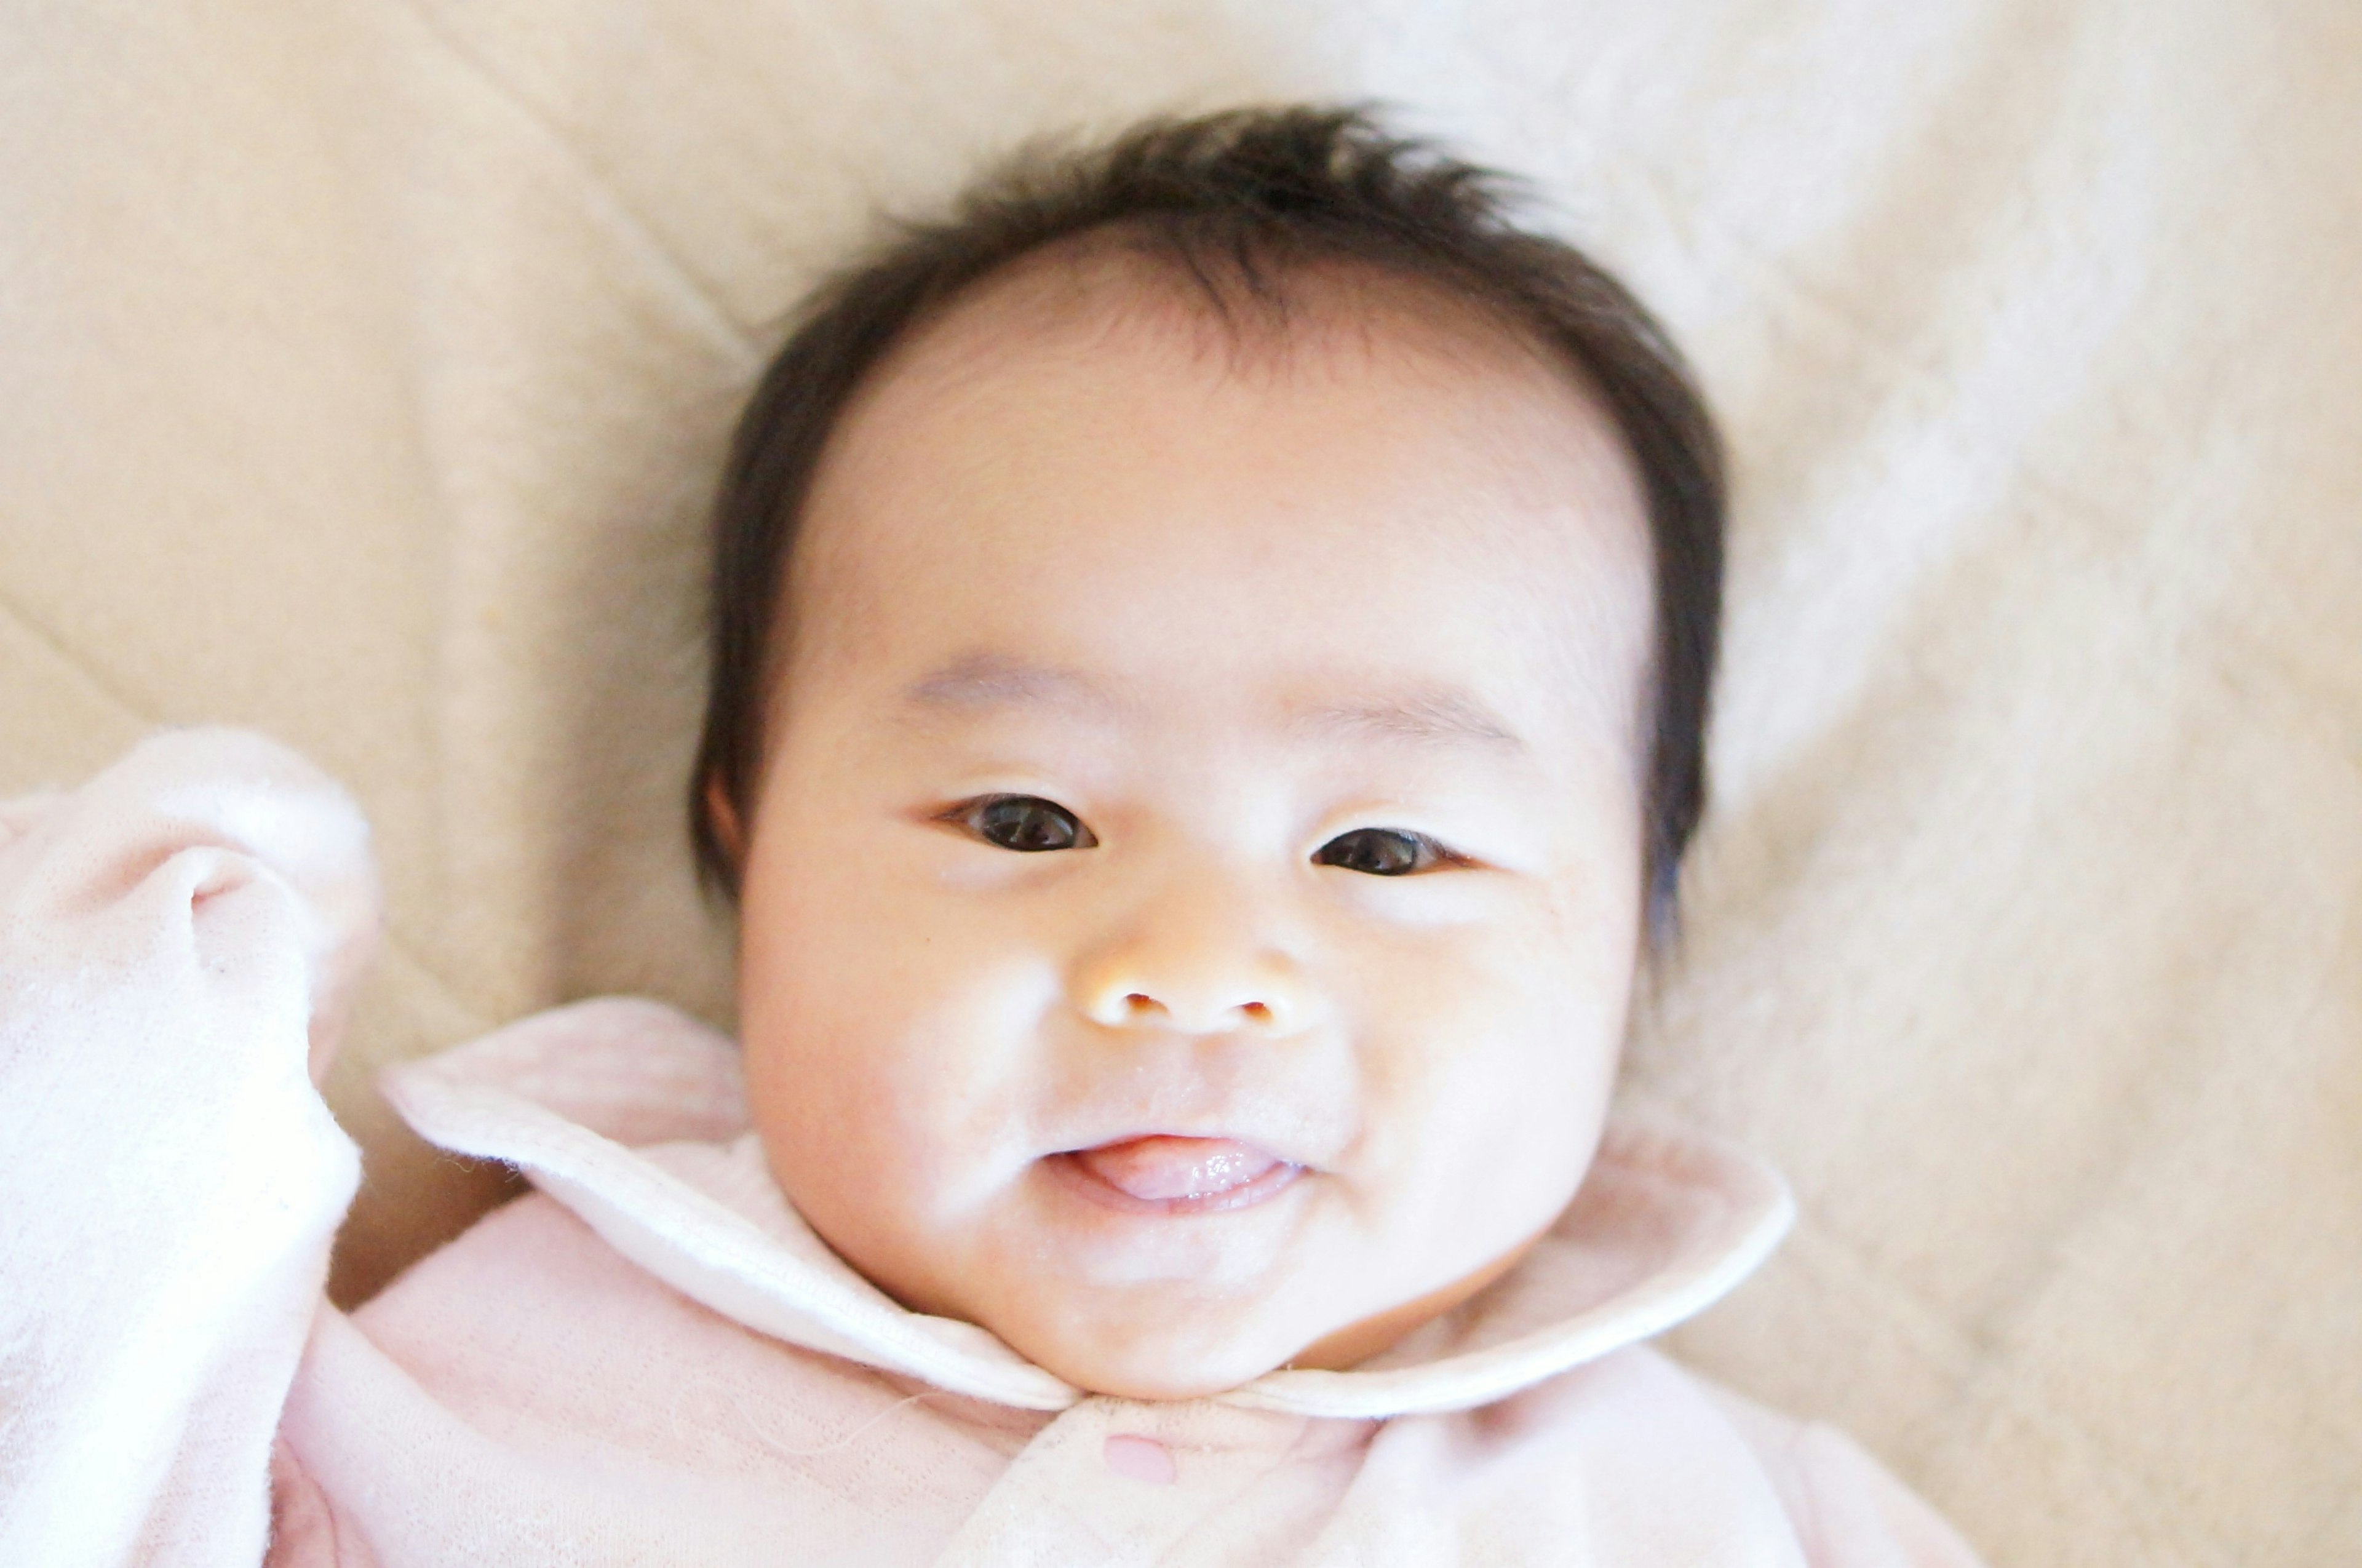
739, 1000, 984, 1317
754, 909, 1049, 1211
1350, 919, 1620, 1203
1368, 903, 1621, 1064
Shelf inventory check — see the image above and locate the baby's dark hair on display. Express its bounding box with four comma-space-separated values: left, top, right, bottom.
692, 104, 1725, 934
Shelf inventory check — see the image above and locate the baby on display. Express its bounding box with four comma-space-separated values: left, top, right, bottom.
0, 108, 1983, 1564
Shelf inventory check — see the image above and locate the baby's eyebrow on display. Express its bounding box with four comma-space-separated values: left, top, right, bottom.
902, 654, 1528, 756
1287, 688, 1529, 755
902, 653, 1121, 718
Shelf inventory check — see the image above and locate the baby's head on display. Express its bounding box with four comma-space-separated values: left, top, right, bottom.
692, 108, 1723, 1400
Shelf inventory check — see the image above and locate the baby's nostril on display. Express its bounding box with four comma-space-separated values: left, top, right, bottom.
1124, 993, 1158, 1016
1241, 1001, 1271, 1022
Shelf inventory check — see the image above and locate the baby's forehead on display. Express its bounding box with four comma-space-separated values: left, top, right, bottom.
789, 242, 1658, 765
825, 241, 1654, 584
808, 245, 1651, 573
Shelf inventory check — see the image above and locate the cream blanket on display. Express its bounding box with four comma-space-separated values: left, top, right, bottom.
1, 2, 2354, 1562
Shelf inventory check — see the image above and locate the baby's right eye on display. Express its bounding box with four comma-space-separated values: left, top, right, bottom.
941, 794, 1098, 853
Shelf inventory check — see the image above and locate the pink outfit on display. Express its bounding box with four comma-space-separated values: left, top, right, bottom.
0, 731, 1986, 1566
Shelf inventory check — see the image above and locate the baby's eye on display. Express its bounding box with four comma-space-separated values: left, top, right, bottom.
1311, 827, 1448, 877
944, 794, 1098, 853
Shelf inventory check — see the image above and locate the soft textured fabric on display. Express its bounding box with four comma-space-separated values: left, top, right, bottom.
4, 7, 2357, 1562
0, 730, 1983, 1566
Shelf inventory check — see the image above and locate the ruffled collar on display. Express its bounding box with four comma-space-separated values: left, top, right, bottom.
382, 997, 1791, 1419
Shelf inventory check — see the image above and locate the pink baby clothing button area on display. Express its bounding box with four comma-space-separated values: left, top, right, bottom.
1103, 1433, 1178, 1485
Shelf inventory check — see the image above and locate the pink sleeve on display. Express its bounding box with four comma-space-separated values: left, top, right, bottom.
1707, 1383, 1989, 1568
0, 730, 375, 1567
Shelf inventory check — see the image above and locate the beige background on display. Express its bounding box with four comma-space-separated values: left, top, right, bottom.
3, 2, 2356, 1561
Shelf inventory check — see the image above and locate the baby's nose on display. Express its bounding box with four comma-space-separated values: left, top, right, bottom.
1069, 859, 1330, 1038
1086, 984, 1291, 1035
1073, 935, 1322, 1038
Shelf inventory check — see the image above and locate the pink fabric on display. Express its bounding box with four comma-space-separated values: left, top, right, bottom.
1, 731, 1986, 1566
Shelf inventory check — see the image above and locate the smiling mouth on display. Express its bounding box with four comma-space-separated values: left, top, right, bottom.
1048, 1136, 1306, 1216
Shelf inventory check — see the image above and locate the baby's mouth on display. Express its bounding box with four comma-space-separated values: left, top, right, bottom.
1049, 1136, 1304, 1215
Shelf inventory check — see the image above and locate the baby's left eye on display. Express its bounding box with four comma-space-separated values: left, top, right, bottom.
941, 794, 1098, 853
1311, 827, 1449, 877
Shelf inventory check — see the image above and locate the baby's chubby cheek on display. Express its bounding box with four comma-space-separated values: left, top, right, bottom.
734, 885, 1048, 1311
1328, 926, 1623, 1271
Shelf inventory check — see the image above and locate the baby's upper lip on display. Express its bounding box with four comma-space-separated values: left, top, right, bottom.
1067, 1129, 1287, 1160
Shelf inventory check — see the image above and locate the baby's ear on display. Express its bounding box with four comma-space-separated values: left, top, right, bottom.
702, 773, 745, 867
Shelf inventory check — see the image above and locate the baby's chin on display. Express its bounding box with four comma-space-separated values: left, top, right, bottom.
795, 1183, 1351, 1398
980, 1289, 1341, 1402
977, 1227, 1546, 1399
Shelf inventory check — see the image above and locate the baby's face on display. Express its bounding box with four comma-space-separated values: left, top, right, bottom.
732, 262, 1653, 1399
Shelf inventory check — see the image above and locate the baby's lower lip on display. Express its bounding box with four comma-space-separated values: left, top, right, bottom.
1048, 1136, 1304, 1215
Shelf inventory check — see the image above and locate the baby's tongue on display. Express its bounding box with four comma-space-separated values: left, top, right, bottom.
1077, 1137, 1280, 1201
